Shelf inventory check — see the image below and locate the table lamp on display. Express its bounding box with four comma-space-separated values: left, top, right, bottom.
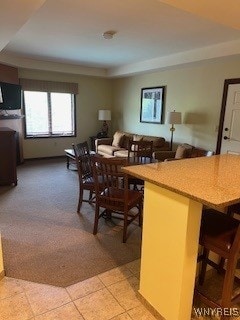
166, 110, 182, 150
98, 109, 111, 137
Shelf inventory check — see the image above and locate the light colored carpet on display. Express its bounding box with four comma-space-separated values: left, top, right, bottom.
0, 158, 141, 287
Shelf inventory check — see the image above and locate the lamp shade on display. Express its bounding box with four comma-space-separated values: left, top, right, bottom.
166, 111, 182, 124
98, 109, 111, 121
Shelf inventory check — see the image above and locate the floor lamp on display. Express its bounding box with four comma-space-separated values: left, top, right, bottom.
166, 110, 182, 150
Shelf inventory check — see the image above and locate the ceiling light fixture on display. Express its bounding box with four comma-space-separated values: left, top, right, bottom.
102, 30, 116, 40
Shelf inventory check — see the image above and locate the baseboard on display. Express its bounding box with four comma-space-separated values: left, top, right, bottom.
24, 155, 65, 161
137, 291, 165, 320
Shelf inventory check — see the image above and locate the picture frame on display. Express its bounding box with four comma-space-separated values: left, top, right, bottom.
140, 86, 165, 124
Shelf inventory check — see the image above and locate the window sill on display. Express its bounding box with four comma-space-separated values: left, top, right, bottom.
25, 134, 76, 139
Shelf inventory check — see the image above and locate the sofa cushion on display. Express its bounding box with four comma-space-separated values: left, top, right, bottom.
98, 144, 122, 156
113, 149, 128, 157
112, 131, 125, 147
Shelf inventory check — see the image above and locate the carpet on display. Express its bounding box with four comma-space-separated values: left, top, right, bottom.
0, 158, 141, 287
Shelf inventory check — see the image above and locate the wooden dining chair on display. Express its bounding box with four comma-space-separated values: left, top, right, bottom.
91, 155, 143, 243
73, 141, 95, 212
127, 140, 153, 190
195, 208, 240, 319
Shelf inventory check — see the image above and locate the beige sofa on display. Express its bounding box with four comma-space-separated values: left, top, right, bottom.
95, 131, 170, 157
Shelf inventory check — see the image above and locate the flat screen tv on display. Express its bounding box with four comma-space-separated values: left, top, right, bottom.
0, 81, 22, 110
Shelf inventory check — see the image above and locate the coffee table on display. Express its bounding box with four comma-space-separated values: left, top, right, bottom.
64, 149, 76, 169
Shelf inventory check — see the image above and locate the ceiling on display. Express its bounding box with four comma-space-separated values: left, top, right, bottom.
0, 0, 240, 77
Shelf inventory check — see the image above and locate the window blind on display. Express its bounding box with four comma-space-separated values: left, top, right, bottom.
19, 78, 78, 94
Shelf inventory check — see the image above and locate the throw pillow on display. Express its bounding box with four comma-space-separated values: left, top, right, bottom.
112, 131, 125, 147
175, 144, 193, 159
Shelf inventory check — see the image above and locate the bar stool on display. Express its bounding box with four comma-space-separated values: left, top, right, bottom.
195, 208, 240, 320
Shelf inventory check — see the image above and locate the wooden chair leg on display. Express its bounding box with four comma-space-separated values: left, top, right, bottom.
106, 209, 112, 219
221, 257, 238, 311
89, 190, 93, 201
138, 203, 143, 227
77, 188, 84, 213
123, 210, 128, 243
93, 204, 100, 235
66, 156, 70, 169
218, 257, 225, 273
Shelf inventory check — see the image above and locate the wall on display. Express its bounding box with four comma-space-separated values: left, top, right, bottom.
0, 63, 19, 83
7, 55, 240, 158
112, 56, 240, 151
18, 69, 113, 159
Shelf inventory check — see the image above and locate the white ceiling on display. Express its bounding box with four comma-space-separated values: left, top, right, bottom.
0, 0, 240, 77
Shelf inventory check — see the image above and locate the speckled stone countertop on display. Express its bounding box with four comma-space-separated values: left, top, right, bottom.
123, 154, 240, 209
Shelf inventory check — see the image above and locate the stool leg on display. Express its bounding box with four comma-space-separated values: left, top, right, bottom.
77, 188, 83, 213
123, 210, 128, 243
199, 248, 209, 285
138, 203, 143, 227
221, 256, 238, 320
218, 257, 225, 273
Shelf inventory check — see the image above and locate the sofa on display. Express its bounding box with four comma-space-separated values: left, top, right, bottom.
95, 131, 170, 158
153, 143, 214, 162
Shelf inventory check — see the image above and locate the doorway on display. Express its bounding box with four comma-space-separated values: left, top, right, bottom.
216, 78, 240, 154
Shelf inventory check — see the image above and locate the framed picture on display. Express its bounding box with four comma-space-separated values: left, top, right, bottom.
140, 86, 165, 124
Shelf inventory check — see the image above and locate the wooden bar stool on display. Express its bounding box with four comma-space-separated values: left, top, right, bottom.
195, 208, 240, 320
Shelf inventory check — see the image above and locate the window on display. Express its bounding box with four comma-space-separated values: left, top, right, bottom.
23, 91, 76, 138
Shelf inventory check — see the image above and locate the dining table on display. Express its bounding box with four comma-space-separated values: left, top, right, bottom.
122, 154, 240, 320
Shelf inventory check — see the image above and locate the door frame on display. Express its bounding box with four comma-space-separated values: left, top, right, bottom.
216, 78, 240, 154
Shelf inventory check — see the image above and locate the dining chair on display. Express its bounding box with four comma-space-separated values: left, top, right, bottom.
127, 140, 153, 190
91, 155, 143, 243
73, 141, 95, 212
195, 208, 240, 319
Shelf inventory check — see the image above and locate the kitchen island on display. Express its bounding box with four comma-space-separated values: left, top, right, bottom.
123, 154, 240, 320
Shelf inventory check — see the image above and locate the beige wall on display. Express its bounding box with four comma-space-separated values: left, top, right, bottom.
18, 56, 240, 158
112, 56, 240, 151
19, 69, 113, 159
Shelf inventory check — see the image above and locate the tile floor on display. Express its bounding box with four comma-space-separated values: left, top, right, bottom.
0, 259, 160, 320
0, 258, 225, 320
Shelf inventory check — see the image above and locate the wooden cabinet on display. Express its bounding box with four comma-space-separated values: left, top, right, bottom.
0, 117, 24, 163
0, 127, 17, 186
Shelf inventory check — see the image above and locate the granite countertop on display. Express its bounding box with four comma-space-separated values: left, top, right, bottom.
123, 154, 240, 209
